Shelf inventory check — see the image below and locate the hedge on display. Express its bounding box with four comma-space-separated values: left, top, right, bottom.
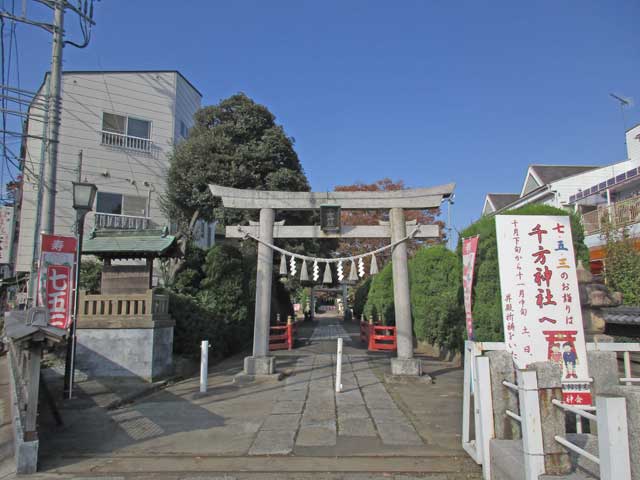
363, 263, 395, 324
410, 245, 463, 351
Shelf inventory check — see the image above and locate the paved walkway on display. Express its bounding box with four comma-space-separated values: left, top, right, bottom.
16, 316, 480, 479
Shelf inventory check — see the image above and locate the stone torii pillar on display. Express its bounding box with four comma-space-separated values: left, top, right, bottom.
245, 207, 275, 376
390, 207, 421, 375
209, 183, 455, 378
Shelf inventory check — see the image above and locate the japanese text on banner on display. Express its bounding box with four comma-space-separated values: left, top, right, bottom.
37, 234, 77, 329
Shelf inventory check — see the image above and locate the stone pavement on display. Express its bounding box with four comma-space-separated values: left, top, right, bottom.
6, 316, 480, 479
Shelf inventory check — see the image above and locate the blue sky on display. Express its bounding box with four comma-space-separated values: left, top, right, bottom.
5, 0, 640, 238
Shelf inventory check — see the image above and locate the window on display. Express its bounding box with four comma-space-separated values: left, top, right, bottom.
180, 120, 189, 138
96, 192, 122, 215
128, 117, 151, 139
96, 192, 148, 217
102, 113, 151, 139
101, 112, 152, 151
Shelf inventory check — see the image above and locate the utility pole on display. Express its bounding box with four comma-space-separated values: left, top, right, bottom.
1, 1, 97, 306
40, 0, 65, 235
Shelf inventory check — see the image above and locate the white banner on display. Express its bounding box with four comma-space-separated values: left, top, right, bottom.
496, 215, 591, 406
0, 206, 14, 264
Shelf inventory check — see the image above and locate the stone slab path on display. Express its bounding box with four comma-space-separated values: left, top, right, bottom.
26, 316, 480, 479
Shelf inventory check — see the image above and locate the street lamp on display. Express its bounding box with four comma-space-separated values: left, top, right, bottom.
63, 181, 97, 399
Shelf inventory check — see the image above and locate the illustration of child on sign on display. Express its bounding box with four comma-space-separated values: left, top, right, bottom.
562, 341, 578, 379
549, 344, 562, 364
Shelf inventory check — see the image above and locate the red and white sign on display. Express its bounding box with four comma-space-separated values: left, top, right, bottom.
462, 235, 479, 340
37, 234, 77, 329
496, 216, 591, 406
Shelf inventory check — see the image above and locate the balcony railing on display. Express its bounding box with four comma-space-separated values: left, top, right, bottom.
581, 194, 640, 235
101, 130, 151, 152
94, 212, 153, 230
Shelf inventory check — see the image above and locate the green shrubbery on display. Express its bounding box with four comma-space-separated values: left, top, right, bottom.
168, 243, 257, 358
602, 222, 640, 306
363, 264, 395, 324
362, 245, 464, 349
410, 246, 463, 351
353, 277, 371, 319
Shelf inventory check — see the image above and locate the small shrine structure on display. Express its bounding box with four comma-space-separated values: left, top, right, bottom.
74, 228, 179, 381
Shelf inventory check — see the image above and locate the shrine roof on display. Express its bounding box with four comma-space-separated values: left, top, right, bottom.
601, 306, 640, 326
82, 228, 179, 259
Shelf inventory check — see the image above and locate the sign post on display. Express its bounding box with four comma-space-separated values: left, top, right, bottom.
496, 215, 591, 406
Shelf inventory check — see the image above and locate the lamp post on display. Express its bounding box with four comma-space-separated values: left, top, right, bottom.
63, 181, 97, 399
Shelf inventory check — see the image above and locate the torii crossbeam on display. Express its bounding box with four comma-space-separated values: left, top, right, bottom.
209, 183, 455, 378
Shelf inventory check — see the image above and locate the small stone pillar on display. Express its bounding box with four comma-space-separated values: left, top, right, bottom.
528, 361, 572, 475
244, 207, 276, 376
486, 350, 520, 439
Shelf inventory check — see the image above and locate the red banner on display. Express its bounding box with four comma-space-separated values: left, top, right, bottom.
37, 234, 77, 329
462, 235, 479, 340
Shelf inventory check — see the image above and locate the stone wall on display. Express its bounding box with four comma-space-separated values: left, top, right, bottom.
76, 326, 173, 381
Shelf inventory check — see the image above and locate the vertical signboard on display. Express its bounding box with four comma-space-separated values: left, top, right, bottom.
496, 215, 591, 406
0, 206, 14, 264
462, 235, 479, 340
37, 234, 77, 329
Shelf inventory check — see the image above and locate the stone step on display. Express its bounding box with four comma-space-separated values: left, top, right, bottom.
37, 454, 482, 478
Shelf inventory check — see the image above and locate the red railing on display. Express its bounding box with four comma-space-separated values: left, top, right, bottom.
269, 317, 301, 351
360, 321, 397, 351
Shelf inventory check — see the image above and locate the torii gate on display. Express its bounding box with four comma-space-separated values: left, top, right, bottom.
209, 183, 455, 378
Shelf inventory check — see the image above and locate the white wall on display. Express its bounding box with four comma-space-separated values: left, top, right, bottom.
550, 159, 638, 208
15, 71, 202, 272
626, 124, 640, 163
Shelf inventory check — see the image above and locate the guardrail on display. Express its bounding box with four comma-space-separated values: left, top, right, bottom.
101, 130, 151, 152
586, 342, 640, 385
269, 316, 300, 351
94, 212, 153, 230
552, 397, 630, 480
462, 340, 637, 479
359, 321, 397, 351
581, 194, 640, 235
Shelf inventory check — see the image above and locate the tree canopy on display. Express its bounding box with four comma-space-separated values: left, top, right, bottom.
164, 93, 310, 227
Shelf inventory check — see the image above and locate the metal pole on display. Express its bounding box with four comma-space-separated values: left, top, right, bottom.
200, 340, 209, 393
41, 0, 65, 235
64, 209, 85, 399
335, 337, 343, 393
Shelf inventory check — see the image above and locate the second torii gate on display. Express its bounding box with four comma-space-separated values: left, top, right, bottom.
209, 183, 455, 378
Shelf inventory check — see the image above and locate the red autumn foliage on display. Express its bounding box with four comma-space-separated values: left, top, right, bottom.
333, 178, 444, 267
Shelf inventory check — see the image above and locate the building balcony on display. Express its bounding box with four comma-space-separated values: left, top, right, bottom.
94, 212, 154, 230
101, 130, 151, 152
581, 194, 640, 236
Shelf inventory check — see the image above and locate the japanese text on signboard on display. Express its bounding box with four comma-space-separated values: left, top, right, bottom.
496, 215, 591, 406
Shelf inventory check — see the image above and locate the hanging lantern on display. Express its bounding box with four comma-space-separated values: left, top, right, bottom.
289, 256, 297, 276
358, 257, 365, 278
279, 254, 287, 276
337, 260, 344, 282
323, 262, 332, 284
370, 253, 378, 275
349, 259, 358, 281
300, 260, 309, 281
312, 260, 320, 281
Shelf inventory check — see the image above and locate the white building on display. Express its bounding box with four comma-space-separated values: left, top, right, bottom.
15, 70, 202, 273
482, 123, 640, 273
